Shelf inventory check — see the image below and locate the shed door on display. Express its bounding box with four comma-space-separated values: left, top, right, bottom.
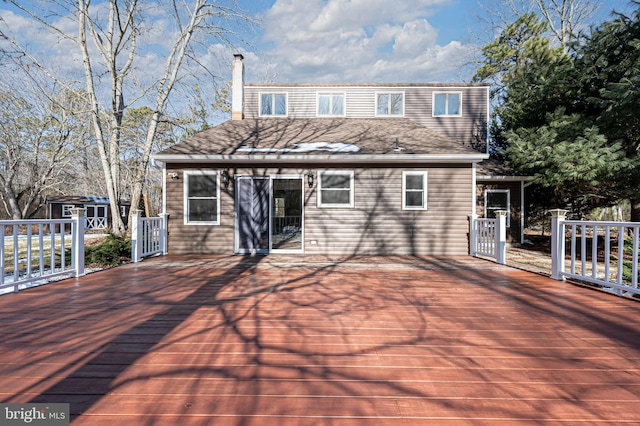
85, 204, 108, 229
236, 176, 270, 253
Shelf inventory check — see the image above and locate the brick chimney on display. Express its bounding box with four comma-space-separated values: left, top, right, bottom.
231, 54, 244, 120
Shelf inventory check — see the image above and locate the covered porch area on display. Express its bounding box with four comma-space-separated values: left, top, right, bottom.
1, 255, 639, 424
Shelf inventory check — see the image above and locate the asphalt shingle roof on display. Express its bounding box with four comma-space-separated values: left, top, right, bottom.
157, 118, 480, 157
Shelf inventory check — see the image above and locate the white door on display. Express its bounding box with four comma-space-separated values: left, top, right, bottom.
85, 205, 108, 229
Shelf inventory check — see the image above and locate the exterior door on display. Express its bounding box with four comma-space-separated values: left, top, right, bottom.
85, 204, 108, 229
271, 178, 303, 252
236, 176, 270, 253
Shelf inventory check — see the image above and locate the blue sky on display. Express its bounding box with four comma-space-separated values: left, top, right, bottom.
237, 0, 634, 83
0, 0, 635, 91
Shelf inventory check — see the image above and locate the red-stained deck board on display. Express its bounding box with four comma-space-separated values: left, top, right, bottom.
0, 254, 639, 425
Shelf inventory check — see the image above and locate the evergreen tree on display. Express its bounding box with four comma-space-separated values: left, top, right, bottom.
577, 4, 640, 220
474, 3, 640, 219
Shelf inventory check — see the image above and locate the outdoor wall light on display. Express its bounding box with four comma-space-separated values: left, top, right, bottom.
168, 172, 179, 180
307, 170, 314, 187
222, 169, 230, 188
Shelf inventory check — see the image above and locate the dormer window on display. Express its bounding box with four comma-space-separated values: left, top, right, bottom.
317, 93, 345, 116
260, 93, 287, 116
433, 92, 461, 117
376, 93, 404, 116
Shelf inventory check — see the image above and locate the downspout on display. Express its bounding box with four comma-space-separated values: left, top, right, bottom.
522, 180, 534, 244
485, 85, 490, 155
471, 163, 477, 216
162, 162, 167, 216
520, 180, 525, 245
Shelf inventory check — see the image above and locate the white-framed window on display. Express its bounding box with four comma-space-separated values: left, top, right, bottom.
61, 204, 75, 217
402, 172, 427, 210
485, 189, 510, 227
260, 93, 287, 116
317, 93, 345, 116
318, 170, 354, 208
184, 171, 220, 225
376, 92, 404, 116
120, 206, 127, 217
433, 92, 462, 116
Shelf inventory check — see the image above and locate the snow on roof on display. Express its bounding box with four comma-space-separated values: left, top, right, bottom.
237, 142, 361, 154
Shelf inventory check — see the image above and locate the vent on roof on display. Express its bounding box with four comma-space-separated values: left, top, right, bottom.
393, 137, 405, 152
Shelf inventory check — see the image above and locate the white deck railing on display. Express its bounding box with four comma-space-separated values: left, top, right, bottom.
131, 211, 168, 263
470, 211, 507, 264
550, 209, 640, 297
1, 209, 85, 294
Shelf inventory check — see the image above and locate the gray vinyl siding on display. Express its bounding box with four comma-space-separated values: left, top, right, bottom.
165, 163, 473, 255
405, 88, 488, 149
306, 166, 472, 255
245, 85, 488, 151
165, 166, 235, 254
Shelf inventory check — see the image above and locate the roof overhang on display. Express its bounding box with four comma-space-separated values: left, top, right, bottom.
153, 153, 490, 165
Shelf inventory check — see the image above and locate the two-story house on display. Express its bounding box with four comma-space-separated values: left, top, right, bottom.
153, 54, 524, 255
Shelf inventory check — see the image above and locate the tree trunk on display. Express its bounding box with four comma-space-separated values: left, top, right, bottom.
6, 187, 21, 220
129, 111, 162, 225
631, 197, 640, 223
77, 0, 126, 235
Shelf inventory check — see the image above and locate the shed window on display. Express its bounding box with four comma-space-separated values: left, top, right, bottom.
184, 171, 220, 225
318, 171, 354, 207
317, 93, 345, 116
61, 204, 75, 217
433, 92, 461, 116
402, 172, 427, 210
485, 189, 510, 227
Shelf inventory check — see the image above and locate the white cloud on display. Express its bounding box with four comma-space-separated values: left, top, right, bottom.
392, 19, 438, 55
258, 0, 477, 83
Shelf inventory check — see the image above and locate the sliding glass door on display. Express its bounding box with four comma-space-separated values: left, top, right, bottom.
235, 176, 304, 254
271, 178, 303, 252
236, 176, 270, 253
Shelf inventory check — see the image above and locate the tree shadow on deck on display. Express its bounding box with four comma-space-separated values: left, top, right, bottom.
0, 254, 639, 423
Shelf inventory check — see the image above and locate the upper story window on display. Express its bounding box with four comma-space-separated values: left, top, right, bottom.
317, 93, 345, 116
184, 171, 220, 225
318, 170, 354, 207
260, 93, 287, 116
433, 92, 461, 117
485, 189, 510, 227
402, 172, 427, 210
376, 92, 404, 116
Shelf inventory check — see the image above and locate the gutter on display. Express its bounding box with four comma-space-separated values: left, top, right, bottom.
152, 153, 490, 165
476, 175, 532, 182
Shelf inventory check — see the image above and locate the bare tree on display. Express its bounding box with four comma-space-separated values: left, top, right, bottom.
475, 0, 602, 50
0, 77, 89, 219
2, 0, 254, 233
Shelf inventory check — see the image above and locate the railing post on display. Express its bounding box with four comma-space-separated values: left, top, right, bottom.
159, 213, 169, 255
549, 209, 568, 280
495, 210, 508, 265
70, 208, 85, 277
469, 214, 478, 257
131, 209, 143, 263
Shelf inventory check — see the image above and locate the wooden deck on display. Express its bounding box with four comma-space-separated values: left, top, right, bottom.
1, 255, 639, 425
